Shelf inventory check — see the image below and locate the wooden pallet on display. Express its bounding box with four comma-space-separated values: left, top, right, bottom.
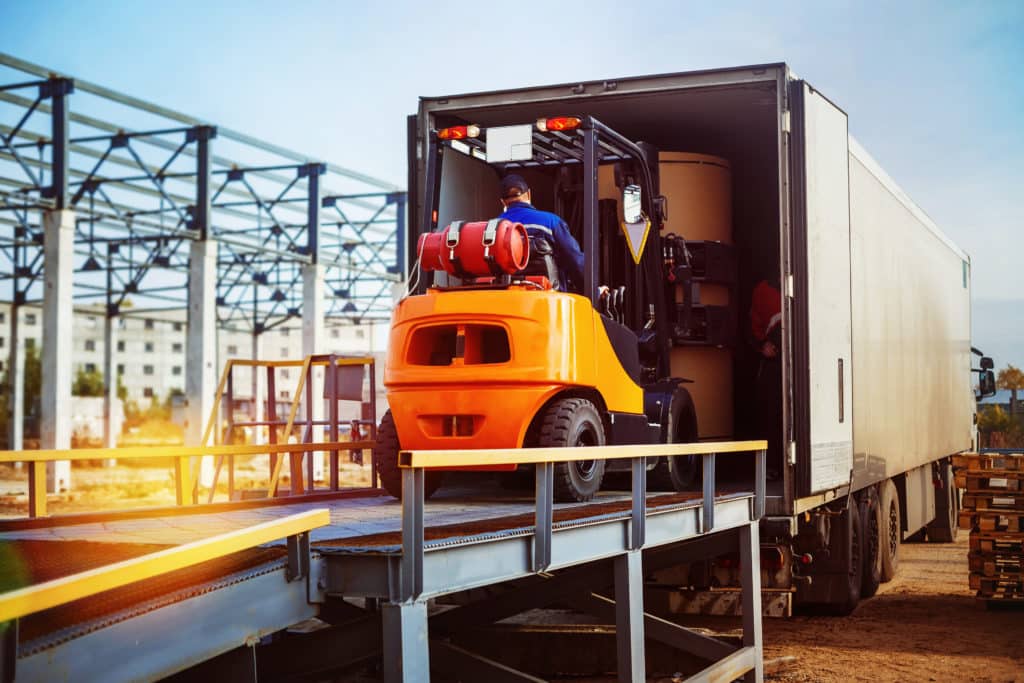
962, 493, 1024, 512
970, 531, 1024, 554
968, 552, 1024, 576
959, 509, 1024, 532
952, 452, 1024, 472
956, 454, 1024, 606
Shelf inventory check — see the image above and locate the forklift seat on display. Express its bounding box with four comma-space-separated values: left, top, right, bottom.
516, 235, 561, 291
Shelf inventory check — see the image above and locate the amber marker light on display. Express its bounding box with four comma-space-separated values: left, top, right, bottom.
536, 116, 582, 132
437, 125, 481, 140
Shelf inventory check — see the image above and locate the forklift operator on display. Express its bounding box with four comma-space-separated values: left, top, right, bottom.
498, 174, 584, 292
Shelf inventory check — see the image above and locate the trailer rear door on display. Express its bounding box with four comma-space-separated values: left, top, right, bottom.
790, 81, 854, 496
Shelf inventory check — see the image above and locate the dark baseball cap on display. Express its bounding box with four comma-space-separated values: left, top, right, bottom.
500, 174, 529, 199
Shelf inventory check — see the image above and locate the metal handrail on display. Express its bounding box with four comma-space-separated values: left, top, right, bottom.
203, 354, 378, 501
0, 508, 329, 623
396, 439, 767, 601
0, 441, 370, 519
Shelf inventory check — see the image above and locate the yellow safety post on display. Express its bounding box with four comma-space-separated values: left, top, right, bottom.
174, 456, 192, 506
28, 461, 46, 518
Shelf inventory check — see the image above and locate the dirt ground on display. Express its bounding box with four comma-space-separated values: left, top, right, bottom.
763, 535, 1023, 683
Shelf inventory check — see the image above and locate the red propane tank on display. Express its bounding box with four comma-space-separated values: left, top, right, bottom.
418, 219, 529, 277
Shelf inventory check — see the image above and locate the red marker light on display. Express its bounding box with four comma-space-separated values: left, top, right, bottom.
437, 125, 481, 141
536, 116, 582, 132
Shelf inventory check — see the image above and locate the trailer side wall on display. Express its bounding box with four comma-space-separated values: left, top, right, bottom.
848, 139, 972, 490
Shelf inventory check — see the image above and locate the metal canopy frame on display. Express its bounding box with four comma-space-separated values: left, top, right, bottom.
0, 53, 405, 330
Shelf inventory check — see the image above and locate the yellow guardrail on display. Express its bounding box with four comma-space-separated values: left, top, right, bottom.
0, 441, 372, 518
0, 508, 330, 623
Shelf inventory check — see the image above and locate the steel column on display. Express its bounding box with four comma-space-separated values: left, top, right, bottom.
44, 77, 73, 210
739, 522, 764, 682
382, 601, 430, 683
6, 304, 23, 452
102, 307, 118, 453
400, 466, 425, 601
40, 209, 74, 492
186, 242, 216, 450
302, 262, 325, 482
613, 550, 645, 682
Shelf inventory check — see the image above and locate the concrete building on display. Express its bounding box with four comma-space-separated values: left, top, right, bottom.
0, 300, 387, 421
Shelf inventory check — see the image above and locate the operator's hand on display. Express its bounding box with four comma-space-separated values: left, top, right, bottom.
761, 340, 778, 359
598, 285, 610, 300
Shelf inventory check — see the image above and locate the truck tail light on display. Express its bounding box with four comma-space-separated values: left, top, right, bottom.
437, 125, 480, 140
536, 116, 581, 132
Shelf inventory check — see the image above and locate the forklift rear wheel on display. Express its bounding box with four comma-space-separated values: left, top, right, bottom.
374, 410, 444, 500
538, 397, 606, 502
649, 396, 699, 491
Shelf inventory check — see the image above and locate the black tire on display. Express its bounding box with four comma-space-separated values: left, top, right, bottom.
828, 503, 864, 616
538, 398, 606, 502
374, 411, 443, 500
879, 479, 901, 582
860, 488, 882, 598
927, 459, 958, 543
649, 395, 699, 492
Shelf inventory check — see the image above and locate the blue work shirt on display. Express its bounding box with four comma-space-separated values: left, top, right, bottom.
500, 201, 584, 291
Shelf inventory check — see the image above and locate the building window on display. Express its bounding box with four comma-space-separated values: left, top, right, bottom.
25, 338, 35, 350
86, 316, 97, 328
280, 328, 290, 337
172, 342, 183, 353
279, 391, 290, 399
0, 313, 5, 323
0, 337, 4, 348
117, 341, 125, 352
145, 342, 154, 352
117, 318, 127, 330
280, 348, 289, 358
0, 361, 4, 372
85, 340, 96, 351
172, 366, 182, 376
355, 329, 365, 339
84, 363, 96, 373
331, 329, 340, 339
173, 322, 183, 332
143, 365, 154, 375
227, 344, 238, 355
117, 364, 125, 375
143, 387, 154, 398
25, 313, 36, 325
281, 369, 290, 380
144, 319, 154, 330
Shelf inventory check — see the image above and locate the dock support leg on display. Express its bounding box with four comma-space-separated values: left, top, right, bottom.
739, 522, 764, 682
382, 601, 429, 683
614, 550, 645, 683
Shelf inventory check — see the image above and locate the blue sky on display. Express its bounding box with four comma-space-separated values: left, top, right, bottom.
2, 1, 1022, 364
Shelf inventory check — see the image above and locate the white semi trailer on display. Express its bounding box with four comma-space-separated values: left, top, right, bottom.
406, 63, 997, 615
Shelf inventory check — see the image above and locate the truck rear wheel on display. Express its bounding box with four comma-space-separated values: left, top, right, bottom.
879, 479, 900, 581
825, 503, 864, 616
374, 410, 444, 500
927, 459, 958, 543
538, 397, 606, 502
860, 488, 882, 598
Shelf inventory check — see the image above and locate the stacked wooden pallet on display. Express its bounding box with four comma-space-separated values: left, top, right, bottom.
953, 451, 1024, 605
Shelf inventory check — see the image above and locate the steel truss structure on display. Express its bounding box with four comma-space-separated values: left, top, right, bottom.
0, 52, 405, 331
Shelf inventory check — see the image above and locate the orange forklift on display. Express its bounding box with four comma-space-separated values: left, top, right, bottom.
374, 116, 715, 502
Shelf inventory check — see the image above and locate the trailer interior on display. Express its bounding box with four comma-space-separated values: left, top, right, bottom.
422, 79, 788, 500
